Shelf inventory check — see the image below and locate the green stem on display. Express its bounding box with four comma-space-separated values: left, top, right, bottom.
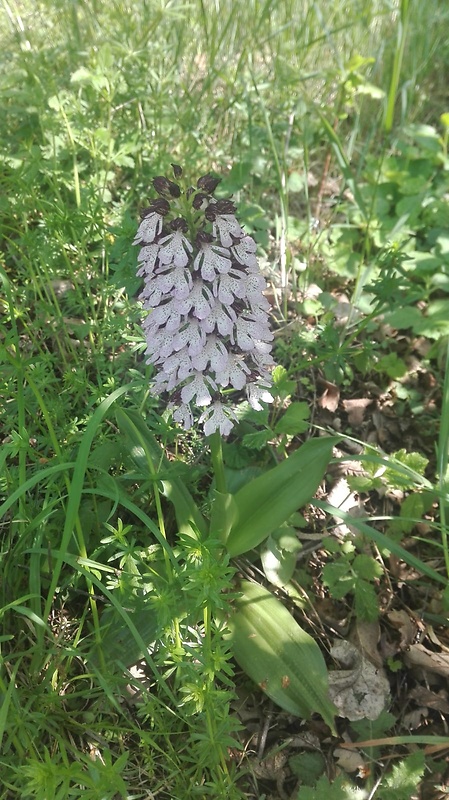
438, 339, 449, 579
146, 441, 182, 651
202, 602, 231, 779
208, 431, 227, 494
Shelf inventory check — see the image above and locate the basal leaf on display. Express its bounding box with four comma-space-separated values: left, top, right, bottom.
227, 581, 336, 731
225, 437, 338, 557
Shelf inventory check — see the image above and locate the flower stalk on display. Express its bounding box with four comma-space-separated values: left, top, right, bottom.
209, 430, 227, 495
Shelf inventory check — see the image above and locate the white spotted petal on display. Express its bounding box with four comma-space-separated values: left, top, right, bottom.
133, 212, 164, 245
158, 230, 193, 267
246, 382, 274, 411
213, 215, 244, 247
181, 371, 216, 406
199, 402, 237, 436
194, 242, 232, 281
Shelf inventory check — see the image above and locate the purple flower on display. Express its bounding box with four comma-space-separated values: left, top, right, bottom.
133, 166, 276, 436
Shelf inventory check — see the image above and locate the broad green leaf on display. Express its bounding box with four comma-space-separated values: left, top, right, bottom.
287, 170, 305, 192
374, 353, 407, 379
260, 542, 297, 587
227, 581, 336, 731
225, 437, 338, 557
242, 429, 272, 450
354, 579, 379, 621
289, 751, 326, 786
271, 365, 296, 399
115, 408, 206, 537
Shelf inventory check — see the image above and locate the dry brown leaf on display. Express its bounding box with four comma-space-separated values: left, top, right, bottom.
371, 408, 402, 447
387, 610, 418, 650
319, 381, 340, 412
426, 625, 449, 654
332, 294, 363, 326
354, 619, 383, 668
409, 686, 449, 715
404, 643, 449, 677
328, 640, 390, 721
388, 556, 424, 583
413, 336, 432, 358
342, 398, 373, 427
333, 747, 366, 774
327, 477, 354, 512
403, 707, 429, 730
301, 283, 323, 300
327, 478, 366, 538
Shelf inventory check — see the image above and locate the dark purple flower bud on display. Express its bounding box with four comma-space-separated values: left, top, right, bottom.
195, 230, 214, 246
170, 217, 189, 232
171, 163, 183, 178
204, 203, 217, 222
153, 176, 181, 198
197, 174, 221, 193
214, 198, 236, 215
192, 192, 209, 210
140, 198, 170, 219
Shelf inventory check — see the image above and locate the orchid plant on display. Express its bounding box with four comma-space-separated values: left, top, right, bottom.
108, 167, 338, 762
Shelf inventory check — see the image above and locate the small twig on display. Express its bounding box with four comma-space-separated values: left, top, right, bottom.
257, 702, 274, 759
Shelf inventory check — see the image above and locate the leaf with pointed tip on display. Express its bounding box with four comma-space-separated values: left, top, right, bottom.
225, 437, 338, 556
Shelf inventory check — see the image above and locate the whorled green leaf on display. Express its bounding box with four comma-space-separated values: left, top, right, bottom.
225, 437, 338, 557
274, 401, 310, 435
227, 581, 336, 732
115, 408, 206, 537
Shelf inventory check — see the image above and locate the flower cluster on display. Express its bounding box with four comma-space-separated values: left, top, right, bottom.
133, 166, 275, 436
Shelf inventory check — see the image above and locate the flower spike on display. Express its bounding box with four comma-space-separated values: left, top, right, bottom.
133, 169, 276, 436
